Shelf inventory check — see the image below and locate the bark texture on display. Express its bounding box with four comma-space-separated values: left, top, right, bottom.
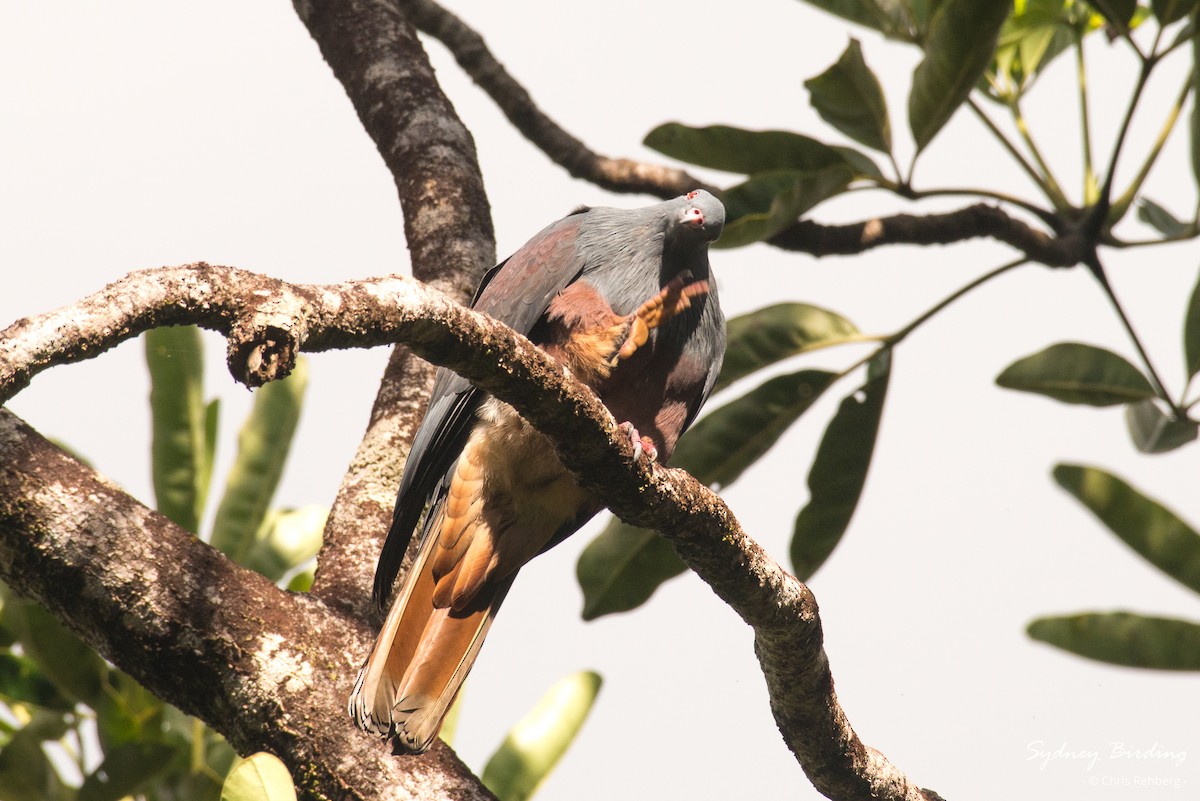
0, 263, 943, 800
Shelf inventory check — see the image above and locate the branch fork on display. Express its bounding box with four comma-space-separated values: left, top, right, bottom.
0, 262, 939, 800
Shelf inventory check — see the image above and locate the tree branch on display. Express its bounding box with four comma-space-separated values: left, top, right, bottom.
294, 0, 494, 298
289, 0, 497, 624
768, 202, 1086, 267
393, 0, 1085, 274
394, 0, 714, 198
0, 263, 942, 801
0, 411, 490, 801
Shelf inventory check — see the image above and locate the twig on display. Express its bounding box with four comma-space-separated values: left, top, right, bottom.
1083, 253, 1181, 416
887, 257, 1030, 346
1009, 95, 1069, 206
1110, 73, 1193, 221
968, 99, 1064, 207
394, 0, 712, 198
1076, 34, 1098, 204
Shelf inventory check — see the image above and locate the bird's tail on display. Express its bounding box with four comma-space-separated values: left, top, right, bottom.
348, 523, 512, 754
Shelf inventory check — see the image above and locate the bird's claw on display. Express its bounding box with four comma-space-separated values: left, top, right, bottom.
613, 272, 710, 364
617, 421, 658, 463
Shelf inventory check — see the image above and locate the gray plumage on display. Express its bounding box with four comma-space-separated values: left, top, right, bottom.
350, 189, 726, 754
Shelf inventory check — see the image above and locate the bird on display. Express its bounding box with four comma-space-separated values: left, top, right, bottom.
349, 189, 727, 754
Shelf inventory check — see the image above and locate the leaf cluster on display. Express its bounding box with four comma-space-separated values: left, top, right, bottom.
580, 0, 1200, 675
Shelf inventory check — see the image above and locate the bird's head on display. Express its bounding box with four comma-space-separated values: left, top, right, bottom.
673, 189, 724, 243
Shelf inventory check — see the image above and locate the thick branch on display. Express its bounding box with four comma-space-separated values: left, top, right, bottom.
0, 263, 940, 800
0, 411, 489, 801
769, 202, 1085, 267
290, 0, 496, 622
294, 0, 494, 298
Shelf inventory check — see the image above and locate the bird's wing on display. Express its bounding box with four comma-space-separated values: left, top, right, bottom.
371, 211, 590, 606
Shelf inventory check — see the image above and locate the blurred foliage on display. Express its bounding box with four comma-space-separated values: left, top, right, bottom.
2, 325, 597, 801
0, 328, 320, 800
482, 671, 602, 801
1025, 465, 1200, 670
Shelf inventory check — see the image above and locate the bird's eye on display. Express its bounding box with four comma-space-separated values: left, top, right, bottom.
686, 190, 699, 200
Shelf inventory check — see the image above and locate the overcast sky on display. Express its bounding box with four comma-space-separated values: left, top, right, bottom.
2, 2, 1198, 799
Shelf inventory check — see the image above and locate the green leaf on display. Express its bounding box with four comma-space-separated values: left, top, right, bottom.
804, 39, 892, 153
94, 669, 165, 753
1029, 612, 1200, 669
791, 353, 891, 580
202, 398, 220, 514
0, 653, 72, 711
0, 726, 69, 801
1054, 464, 1200, 594
717, 167, 856, 248
209, 358, 308, 564
285, 570, 314, 593
78, 741, 176, 801
1151, 0, 1199, 25
996, 342, 1156, 406
831, 145, 886, 181
1192, 27, 1200, 191
908, 0, 1010, 151
793, 0, 918, 40
160, 708, 237, 789
577, 522, 685, 620
643, 123, 875, 176
14, 706, 74, 743
1087, 0, 1137, 30
2, 595, 105, 705
673, 371, 838, 490
482, 671, 602, 801
1124, 400, 1198, 454
1137, 198, 1190, 236
989, 0, 1090, 98
221, 753, 297, 801
241, 505, 327, 582
1186, 268, 1200, 379
717, 302, 859, 392
1169, 14, 1197, 48
146, 325, 211, 533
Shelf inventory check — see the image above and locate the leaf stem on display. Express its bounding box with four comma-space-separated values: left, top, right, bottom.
1076, 34, 1098, 204
1110, 73, 1193, 221
968, 99, 1067, 209
1009, 95, 1069, 206
1099, 54, 1156, 211
191, 717, 206, 773
836, 257, 1030, 381
903, 185, 1056, 222
1107, 226, 1200, 247
887, 256, 1030, 346
1084, 252, 1181, 415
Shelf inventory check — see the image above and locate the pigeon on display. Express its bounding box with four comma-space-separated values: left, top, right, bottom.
349, 189, 726, 754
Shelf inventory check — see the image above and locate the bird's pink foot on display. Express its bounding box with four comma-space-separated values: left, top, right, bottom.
617, 421, 658, 463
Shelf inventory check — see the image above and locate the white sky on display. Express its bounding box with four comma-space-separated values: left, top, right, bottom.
2, 2, 1198, 799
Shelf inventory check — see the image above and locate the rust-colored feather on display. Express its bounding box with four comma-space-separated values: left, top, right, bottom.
349, 232, 721, 754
